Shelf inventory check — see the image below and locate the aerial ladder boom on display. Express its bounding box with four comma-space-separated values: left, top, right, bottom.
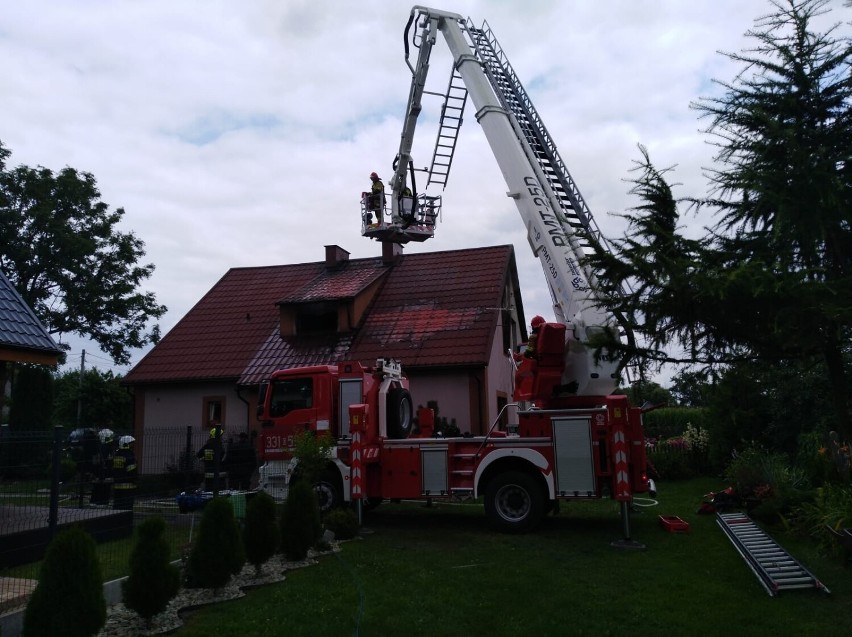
377, 6, 623, 396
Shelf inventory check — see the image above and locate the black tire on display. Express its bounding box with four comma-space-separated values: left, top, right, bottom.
386, 387, 413, 439
484, 470, 546, 533
313, 469, 343, 514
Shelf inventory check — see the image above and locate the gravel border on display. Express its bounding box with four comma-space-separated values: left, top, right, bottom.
98, 547, 338, 636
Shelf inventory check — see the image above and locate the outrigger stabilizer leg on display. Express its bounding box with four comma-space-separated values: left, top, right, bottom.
610, 500, 646, 550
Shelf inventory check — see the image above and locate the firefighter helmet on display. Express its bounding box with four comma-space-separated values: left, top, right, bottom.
98, 429, 115, 444
370, 172, 379, 179
118, 435, 135, 449
531, 315, 546, 330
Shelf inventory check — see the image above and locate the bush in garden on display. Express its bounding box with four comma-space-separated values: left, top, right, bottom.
23, 526, 106, 637
185, 497, 245, 589
788, 484, 852, 558
280, 478, 321, 561
243, 491, 279, 574
323, 506, 360, 540
724, 446, 808, 523
122, 516, 181, 627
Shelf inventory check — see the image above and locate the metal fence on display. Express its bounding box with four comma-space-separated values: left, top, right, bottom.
0, 425, 260, 615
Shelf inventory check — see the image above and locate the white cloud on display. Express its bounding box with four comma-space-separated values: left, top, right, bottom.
2, 0, 849, 383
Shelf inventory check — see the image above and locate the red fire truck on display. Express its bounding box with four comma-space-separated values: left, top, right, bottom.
257, 7, 654, 537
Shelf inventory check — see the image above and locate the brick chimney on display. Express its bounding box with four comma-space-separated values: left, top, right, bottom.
382, 241, 403, 265
325, 245, 350, 269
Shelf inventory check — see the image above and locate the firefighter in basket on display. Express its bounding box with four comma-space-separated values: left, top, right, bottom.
362, 172, 385, 225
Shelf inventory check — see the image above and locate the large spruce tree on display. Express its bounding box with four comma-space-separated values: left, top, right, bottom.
586, 0, 852, 439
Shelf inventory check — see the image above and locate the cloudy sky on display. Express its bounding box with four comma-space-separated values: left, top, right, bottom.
2, 0, 849, 380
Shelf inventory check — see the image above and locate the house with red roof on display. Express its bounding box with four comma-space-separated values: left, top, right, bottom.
123, 243, 529, 469
0, 270, 62, 420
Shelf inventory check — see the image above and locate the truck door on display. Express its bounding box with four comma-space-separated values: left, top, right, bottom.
261, 375, 327, 460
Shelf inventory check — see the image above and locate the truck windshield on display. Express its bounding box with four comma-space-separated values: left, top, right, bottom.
269, 377, 313, 417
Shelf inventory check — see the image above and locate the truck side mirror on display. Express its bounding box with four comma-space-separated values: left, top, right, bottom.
256, 382, 269, 418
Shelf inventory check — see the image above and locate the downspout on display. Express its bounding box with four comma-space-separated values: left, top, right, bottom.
236, 385, 251, 435
472, 370, 483, 435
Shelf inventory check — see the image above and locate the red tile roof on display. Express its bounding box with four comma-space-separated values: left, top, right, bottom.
124, 245, 519, 386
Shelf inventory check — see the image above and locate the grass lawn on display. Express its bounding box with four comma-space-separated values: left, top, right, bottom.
172, 478, 851, 637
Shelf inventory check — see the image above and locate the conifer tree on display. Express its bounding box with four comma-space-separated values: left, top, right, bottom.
280, 478, 321, 561
185, 497, 245, 589
243, 491, 279, 575
585, 0, 852, 439
23, 526, 106, 637
122, 516, 181, 627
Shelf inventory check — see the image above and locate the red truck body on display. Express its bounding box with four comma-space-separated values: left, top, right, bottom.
256, 354, 652, 533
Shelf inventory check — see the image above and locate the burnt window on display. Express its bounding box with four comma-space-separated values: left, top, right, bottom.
295, 302, 338, 334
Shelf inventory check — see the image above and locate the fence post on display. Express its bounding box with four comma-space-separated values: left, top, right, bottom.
0, 423, 8, 470
212, 432, 222, 496
49, 425, 63, 539
184, 426, 193, 487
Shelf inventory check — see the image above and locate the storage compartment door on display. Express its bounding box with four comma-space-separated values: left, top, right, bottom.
552, 417, 596, 496
421, 448, 448, 495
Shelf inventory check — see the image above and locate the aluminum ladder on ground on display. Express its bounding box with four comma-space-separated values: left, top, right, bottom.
716, 512, 830, 596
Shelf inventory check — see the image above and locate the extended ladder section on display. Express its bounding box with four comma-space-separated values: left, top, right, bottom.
427, 70, 468, 189
716, 512, 830, 596
463, 19, 605, 254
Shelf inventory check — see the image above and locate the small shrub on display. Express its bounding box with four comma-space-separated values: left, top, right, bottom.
280, 478, 321, 561
122, 516, 181, 627
23, 526, 106, 637
185, 497, 245, 589
292, 430, 335, 484
243, 491, 279, 574
323, 507, 360, 540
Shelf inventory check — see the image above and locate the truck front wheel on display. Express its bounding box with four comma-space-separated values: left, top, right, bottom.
484, 470, 545, 533
313, 470, 343, 513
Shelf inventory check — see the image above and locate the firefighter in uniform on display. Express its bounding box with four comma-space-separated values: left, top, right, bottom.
524, 315, 546, 359
197, 422, 227, 492
90, 428, 115, 505
363, 172, 385, 225
112, 435, 138, 510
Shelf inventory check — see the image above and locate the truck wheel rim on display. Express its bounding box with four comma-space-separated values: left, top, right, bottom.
495, 484, 530, 522
314, 483, 334, 512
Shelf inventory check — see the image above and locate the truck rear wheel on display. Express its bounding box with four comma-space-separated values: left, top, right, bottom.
484, 470, 545, 533
387, 388, 413, 439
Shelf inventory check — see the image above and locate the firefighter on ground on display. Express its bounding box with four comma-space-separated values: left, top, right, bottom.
197, 421, 227, 491
90, 428, 116, 505
112, 435, 138, 510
